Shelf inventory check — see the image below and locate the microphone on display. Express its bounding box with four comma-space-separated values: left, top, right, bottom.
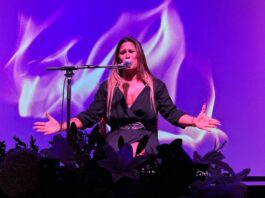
117, 60, 132, 68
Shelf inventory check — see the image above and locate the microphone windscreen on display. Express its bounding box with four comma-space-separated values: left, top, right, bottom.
124, 60, 132, 68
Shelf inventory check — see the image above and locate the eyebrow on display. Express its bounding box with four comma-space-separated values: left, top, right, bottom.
119, 49, 135, 52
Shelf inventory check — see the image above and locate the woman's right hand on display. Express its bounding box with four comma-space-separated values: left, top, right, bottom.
33, 112, 61, 135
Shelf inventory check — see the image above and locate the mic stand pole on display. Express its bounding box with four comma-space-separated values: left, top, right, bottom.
64, 69, 74, 140
46, 64, 129, 141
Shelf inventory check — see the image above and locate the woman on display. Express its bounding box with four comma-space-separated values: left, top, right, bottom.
34, 36, 220, 156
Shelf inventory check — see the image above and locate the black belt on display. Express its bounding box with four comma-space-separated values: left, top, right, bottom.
119, 122, 145, 130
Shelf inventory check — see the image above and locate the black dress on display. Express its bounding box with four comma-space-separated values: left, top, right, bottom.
75, 78, 186, 155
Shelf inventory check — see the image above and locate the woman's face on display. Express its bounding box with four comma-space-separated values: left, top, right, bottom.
118, 41, 137, 70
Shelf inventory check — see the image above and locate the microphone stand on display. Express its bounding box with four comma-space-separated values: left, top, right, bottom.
46, 64, 129, 140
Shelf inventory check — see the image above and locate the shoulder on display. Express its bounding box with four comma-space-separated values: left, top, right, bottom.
99, 79, 108, 88
96, 79, 108, 93
152, 77, 166, 90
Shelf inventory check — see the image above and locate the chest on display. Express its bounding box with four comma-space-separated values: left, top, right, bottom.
121, 83, 146, 107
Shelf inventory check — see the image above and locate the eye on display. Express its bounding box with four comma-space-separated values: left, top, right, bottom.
119, 50, 126, 55
129, 49, 135, 53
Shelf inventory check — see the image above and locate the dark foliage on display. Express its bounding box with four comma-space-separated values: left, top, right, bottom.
0, 124, 249, 198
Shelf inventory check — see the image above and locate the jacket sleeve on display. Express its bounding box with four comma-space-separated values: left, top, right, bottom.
155, 79, 186, 128
75, 80, 107, 128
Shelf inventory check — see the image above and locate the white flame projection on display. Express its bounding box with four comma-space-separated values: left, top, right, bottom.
4, 0, 227, 148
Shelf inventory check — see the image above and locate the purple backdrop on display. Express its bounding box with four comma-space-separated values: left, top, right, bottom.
0, 0, 264, 176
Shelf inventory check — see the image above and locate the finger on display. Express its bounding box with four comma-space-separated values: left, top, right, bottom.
208, 118, 221, 125
34, 127, 47, 132
206, 124, 220, 128
200, 104, 207, 114
33, 125, 46, 130
46, 112, 51, 120
46, 112, 57, 123
33, 125, 43, 130
33, 122, 46, 126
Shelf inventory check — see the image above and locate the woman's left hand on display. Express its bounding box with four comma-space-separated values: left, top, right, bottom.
193, 104, 221, 130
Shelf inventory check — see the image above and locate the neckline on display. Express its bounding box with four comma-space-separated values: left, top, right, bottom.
117, 85, 147, 109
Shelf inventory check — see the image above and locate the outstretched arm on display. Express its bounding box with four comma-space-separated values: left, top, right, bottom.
34, 81, 107, 135
178, 104, 221, 130
33, 112, 83, 135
